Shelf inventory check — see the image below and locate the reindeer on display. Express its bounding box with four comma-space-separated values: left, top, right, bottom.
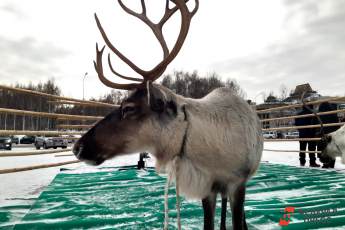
320, 124, 345, 165
73, 1, 263, 229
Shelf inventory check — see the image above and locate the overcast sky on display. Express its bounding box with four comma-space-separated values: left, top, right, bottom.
0, 0, 344, 103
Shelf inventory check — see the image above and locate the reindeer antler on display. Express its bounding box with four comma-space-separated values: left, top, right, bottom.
94, 0, 199, 90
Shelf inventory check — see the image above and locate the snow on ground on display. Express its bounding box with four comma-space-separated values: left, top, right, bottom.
262, 141, 345, 171
0, 145, 76, 206
0, 145, 155, 207
1, 141, 345, 208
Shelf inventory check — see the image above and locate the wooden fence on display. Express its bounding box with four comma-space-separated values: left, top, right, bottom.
0, 85, 344, 173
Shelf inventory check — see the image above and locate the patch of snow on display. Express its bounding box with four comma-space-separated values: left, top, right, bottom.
263, 141, 345, 171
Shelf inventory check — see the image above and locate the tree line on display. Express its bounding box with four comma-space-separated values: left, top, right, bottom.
0, 72, 246, 131
0, 79, 126, 131
161, 71, 246, 99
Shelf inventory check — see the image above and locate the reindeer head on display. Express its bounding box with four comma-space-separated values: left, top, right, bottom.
321, 125, 345, 163
73, 0, 198, 165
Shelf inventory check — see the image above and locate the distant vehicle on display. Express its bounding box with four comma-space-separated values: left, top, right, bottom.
284, 131, 299, 139
35, 136, 68, 150
0, 136, 12, 150
10, 136, 19, 144
61, 135, 77, 144
263, 131, 277, 139
20, 135, 36, 144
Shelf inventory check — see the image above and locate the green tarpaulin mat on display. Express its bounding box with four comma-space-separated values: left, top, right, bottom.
1, 163, 345, 229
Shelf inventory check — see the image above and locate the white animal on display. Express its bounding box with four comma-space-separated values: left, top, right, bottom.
322, 124, 345, 164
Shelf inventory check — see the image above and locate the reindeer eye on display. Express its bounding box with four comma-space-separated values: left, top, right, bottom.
122, 105, 137, 118
123, 106, 135, 113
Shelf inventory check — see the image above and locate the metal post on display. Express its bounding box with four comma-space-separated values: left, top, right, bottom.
82, 72, 88, 100
4, 113, 7, 130
47, 103, 50, 130
39, 97, 42, 130
254, 91, 265, 104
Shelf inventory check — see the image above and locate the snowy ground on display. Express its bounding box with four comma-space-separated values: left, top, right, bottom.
1, 141, 345, 211
262, 142, 345, 171
0, 144, 155, 207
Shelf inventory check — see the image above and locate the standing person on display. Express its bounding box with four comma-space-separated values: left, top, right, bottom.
316, 102, 341, 168
295, 105, 320, 167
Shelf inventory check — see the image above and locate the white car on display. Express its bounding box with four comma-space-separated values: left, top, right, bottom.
263, 131, 277, 139
35, 136, 68, 150
284, 131, 299, 139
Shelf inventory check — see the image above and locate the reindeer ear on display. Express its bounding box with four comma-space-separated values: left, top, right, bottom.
147, 82, 166, 113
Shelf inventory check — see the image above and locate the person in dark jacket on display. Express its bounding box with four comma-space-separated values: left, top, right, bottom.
315, 102, 341, 168
295, 105, 320, 167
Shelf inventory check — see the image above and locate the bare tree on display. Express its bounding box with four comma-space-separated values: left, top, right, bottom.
279, 84, 288, 101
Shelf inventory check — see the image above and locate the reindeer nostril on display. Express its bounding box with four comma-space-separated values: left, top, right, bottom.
327, 136, 332, 143
73, 143, 83, 157
72, 145, 79, 155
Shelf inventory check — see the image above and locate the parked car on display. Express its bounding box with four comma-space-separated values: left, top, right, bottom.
262, 131, 277, 139
61, 135, 77, 144
284, 131, 299, 139
10, 136, 19, 144
0, 136, 12, 150
35, 136, 68, 149
20, 135, 36, 144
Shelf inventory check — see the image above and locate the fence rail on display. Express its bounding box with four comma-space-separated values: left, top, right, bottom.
264, 149, 322, 153
257, 96, 345, 113
0, 130, 84, 136
0, 160, 80, 174
0, 108, 103, 121
47, 100, 113, 107
56, 124, 93, 129
55, 154, 74, 157
0, 84, 117, 108
263, 122, 345, 132
264, 138, 321, 142
0, 148, 72, 157
261, 109, 345, 122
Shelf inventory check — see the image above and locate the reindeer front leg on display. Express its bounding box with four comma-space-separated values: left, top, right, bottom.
202, 193, 217, 230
